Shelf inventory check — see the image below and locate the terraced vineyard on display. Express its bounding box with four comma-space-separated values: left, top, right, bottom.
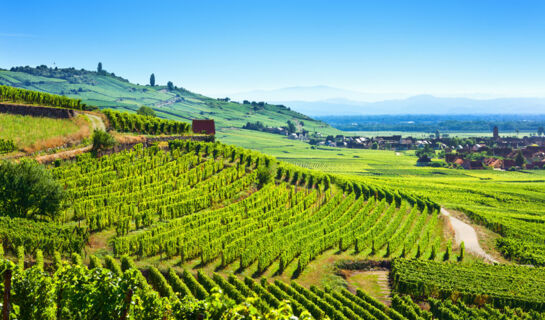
1, 86, 544, 318
35, 140, 443, 276
223, 130, 545, 269
392, 258, 545, 310
3, 251, 545, 320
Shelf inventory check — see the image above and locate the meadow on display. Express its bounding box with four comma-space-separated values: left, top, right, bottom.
0, 113, 90, 152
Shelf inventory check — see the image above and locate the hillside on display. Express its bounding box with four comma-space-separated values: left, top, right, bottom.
2, 138, 545, 319
0, 66, 339, 135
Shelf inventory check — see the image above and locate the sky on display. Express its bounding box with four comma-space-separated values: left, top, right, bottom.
1, 0, 544, 99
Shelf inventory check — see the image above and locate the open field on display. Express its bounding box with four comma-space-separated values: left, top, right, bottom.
0, 113, 91, 152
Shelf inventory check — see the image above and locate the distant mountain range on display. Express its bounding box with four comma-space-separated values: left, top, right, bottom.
226, 86, 545, 116
228, 85, 409, 103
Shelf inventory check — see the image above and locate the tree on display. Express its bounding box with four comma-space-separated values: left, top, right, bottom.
91, 129, 116, 156
0, 160, 66, 220
97, 62, 103, 73
538, 126, 544, 136
458, 241, 465, 262
515, 150, 525, 167
150, 73, 155, 86
137, 105, 156, 117
435, 129, 440, 139
167, 81, 174, 91
415, 144, 435, 162
287, 120, 297, 134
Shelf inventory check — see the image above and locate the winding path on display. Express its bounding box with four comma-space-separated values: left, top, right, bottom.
35, 112, 106, 163
441, 208, 498, 263
78, 112, 106, 131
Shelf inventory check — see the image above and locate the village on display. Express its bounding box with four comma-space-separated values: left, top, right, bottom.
242, 120, 545, 170
320, 127, 545, 170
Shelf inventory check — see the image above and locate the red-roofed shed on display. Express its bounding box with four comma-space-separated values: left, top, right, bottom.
192, 119, 215, 135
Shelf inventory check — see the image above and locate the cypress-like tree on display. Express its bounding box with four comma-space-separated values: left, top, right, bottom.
97, 62, 102, 73
150, 73, 156, 86
515, 150, 525, 168
458, 241, 465, 262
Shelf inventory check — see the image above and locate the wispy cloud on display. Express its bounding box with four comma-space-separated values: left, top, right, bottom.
0, 33, 37, 38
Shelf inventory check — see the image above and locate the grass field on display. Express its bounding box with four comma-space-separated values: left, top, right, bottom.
0, 113, 90, 152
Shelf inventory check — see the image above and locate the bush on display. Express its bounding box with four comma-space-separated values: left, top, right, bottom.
0, 160, 66, 220
137, 105, 156, 117
91, 130, 116, 155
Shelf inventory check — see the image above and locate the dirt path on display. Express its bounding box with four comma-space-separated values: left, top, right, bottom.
80, 112, 106, 131
441, 208, 498, 263
35, 112, 105, 163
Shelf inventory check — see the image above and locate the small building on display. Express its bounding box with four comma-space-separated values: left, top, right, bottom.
192, 119, 215, 135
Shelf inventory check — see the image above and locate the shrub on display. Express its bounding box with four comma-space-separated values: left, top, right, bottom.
0, 160, 66, 220
91, 129, 116, 155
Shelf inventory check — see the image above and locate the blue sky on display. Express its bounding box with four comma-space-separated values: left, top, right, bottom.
1, 0, 544, 98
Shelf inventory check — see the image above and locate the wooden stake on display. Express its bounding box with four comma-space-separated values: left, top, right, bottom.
3, 269, 12, 320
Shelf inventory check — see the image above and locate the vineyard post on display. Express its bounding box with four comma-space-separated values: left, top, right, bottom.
119, 289, 133, 320
56, 287, 63, 320
2, 269, 12, 320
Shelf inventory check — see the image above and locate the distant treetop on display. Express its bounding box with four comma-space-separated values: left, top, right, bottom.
137, 105, 156, 117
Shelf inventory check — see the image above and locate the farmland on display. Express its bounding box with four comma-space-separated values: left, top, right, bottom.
11, 251, 544, 320
1, 87, 545, 318
218, 128, 545, 267
3, 136, 545, 319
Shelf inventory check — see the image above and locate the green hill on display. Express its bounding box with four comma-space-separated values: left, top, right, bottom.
0, 65, 339, 135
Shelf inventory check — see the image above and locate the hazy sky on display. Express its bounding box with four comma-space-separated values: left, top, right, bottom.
1, 0, 544, 98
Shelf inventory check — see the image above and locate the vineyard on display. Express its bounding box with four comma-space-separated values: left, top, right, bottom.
1, 89, 544, 318
0, 85, 89, 110
391, 258, 545, 310
2, 252, 544, 320
224, 131, 545, 269
0, 138, 15, 154
102, 109, 191, 135
26, 140, 445, 277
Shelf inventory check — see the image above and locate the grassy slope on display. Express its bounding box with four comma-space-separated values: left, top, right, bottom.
0, 69, 340, 135
0, 113, 89, 152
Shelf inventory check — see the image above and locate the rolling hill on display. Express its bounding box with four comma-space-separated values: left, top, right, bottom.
0, 65, 339, 135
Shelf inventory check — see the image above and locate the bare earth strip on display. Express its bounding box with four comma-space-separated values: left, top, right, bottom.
35, 112, 106, 163
79, 112, 106, 131
441, 208, 498, 263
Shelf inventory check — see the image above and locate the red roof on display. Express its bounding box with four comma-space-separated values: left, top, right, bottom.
192, 119, 215, 135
